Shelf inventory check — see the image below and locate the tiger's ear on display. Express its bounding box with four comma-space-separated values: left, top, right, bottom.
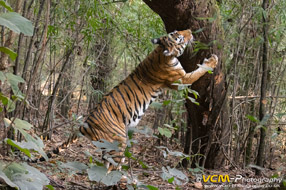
151, 38, 161, 45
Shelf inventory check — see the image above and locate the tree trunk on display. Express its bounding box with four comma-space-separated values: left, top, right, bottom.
88, 37, 112, 110
0, 0, 23, 70
58, 53, 74, 118
256, 0, 269, 175
41, 49, 73, 138
245, 101, 256, 166
143, 0, 229, 169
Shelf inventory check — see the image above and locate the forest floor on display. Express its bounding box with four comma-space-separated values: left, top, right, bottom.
1, 110, 285, 190
27, 110, 201, 190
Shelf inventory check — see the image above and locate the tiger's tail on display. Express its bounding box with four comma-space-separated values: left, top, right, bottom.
33, 131, 80, 162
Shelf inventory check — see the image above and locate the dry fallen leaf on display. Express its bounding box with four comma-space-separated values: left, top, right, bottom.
194, 182, 203, 189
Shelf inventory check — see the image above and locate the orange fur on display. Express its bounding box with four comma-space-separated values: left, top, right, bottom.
43, 29, 218, 170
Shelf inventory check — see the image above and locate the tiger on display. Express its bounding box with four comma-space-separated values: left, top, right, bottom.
36, 29, 218, 171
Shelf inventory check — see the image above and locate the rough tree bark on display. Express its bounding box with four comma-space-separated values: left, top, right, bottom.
256, 0, 269, 175
143, 0, 229, 169
88, 37, 112, 110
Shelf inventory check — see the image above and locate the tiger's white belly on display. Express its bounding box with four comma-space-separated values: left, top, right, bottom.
128, 116, 141, 128
127, 102, 149, 128
127, 92, 159, 128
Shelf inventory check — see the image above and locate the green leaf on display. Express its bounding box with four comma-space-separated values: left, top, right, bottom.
156, 146, 187, 158
188, 89, 199, 99
128, 129, 134, 139
271, 173, 279, 178
164, 124, 175, 129
260, 114, 270, 125
138, 160, 148, 169
246, 115, 259, 123
92, 139, 120, 153
22, 135, 48, 160
150, 101, 163, 109
193, 42, 210, 52
187, 96, 200, 106
161, 166, 189, 185
4, 118, 48, 160
0, 16, 18, 32
168, 176, 175, 183
59, 161, 88, 173
146, 185, 158, 190
5, 138, 31, 158
130, 126, 152, 137
88, 165, 122, 186
3, 162, 26, 179
124, 149, 133, 158
0, 47, 17, 61
283, 180, 286, 187
3, 162, 49, 190
158, 127, 172, 138
163, 100, 171, 106
262, 9, 267, 20
12, 118, 32, 130
0, 93, 8, 105
0, 170, 19, 189
46, 185, 55, 190
121, 165, 129, 171
0, 1, 13, 11
6, 72, 25, 96
3, 118, 10, 128
15, 140, 45, 158
177, 83, 191, 91
0, 12, 34, 36
189, 167, 202, 173
6, 98, 15, 112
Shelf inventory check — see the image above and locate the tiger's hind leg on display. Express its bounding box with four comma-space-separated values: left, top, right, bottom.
102, 140, 127, 173
104, 144, 139, 187
103, 149, 126, 173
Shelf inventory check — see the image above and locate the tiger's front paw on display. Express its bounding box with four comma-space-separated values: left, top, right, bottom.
203, 54, 218, 69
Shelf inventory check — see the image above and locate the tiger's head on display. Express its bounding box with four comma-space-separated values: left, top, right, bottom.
151, 29, 193, 57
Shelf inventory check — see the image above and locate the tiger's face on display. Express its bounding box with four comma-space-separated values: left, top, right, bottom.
151, 29, 193, 57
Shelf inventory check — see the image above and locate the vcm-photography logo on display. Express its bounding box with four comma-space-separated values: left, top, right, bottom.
196, 174, 283, 184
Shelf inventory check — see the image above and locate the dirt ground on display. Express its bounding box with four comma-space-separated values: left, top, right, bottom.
1, 110, 285, 189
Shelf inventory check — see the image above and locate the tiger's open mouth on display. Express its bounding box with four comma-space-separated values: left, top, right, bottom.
151, 29, 194, 57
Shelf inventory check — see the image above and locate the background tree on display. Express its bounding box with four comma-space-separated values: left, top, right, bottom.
143, 0, 229, 169
256, 0, 269, 175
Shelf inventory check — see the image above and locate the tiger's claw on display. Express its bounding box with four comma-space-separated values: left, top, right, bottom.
203, 54, 218, 69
